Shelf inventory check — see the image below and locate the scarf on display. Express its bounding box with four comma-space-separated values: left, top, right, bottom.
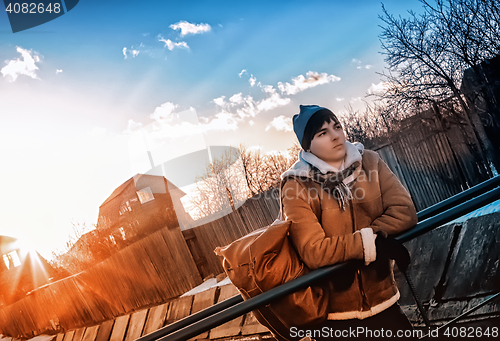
308, 160, 362, 211
281, 141, 364, 211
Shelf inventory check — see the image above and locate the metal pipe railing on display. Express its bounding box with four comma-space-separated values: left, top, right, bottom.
420, 291, 500, 339
138, 294, 243, 341
397, 186, 500, 242
137, 181, 500, 341
417, 175, 500, 221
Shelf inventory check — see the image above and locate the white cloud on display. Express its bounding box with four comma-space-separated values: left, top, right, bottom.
213, 96, 226, 107
170, 21, 211, 36
335, 97, 344, 102
211, 79, 292, 121
235, 96, 258, 118
126, 108, 209, 177
367, 82, 388, 95
277, 71, 340, 95
249, 75, 256, 87
265, 115, 293, 132
229, 93, 244, 104
1, 47, 41, 82
239, 69, 257, 86
150, 102, 178, 122
134, 103, 240, 142
202, 112, 239, 132
158, 37, 189, 51
124, 119, 143, 134
352, 58, 372, 70
56, 69, 63, 74
123, 47, 140, 59
211, 70, 344, 129
258, 86, 290, 111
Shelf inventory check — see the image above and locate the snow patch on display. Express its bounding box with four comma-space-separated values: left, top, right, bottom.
181, 277, 232, 297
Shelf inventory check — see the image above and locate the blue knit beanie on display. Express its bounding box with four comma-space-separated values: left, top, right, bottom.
293, 105, 328, 147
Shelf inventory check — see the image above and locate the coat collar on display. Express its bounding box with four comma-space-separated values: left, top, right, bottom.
281, 141, 364, 179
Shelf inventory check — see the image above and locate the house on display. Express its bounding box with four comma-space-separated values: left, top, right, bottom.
0, 235, 60, 305
97, 174, 194, 248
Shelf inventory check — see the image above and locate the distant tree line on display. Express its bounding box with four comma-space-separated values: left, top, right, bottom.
189, 144, 300, 219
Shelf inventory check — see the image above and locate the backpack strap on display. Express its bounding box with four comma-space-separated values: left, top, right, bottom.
279, 175, 322, 223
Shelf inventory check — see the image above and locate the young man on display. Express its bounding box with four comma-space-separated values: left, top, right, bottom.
280, 105, 418, 340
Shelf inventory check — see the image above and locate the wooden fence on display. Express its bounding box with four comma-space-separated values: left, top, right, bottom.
185, 189, 281, 278
0, 227, 202, 338
366, 106, 491, 211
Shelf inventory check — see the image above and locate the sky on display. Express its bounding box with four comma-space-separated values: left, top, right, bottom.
0, 0, 423, 259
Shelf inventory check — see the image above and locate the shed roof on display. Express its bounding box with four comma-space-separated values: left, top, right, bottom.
99, 174, 185, 208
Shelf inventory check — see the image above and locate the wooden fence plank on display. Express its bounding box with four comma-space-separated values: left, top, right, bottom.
188, 287, 217, 340
72, 328, 86, 341
95, 320, 114, 341
165, 296, 193, 325
143, 303, 169, 335
62, 330, 75, 341
124, 309, 148, 341
209, 285, 243, 339
82, 326, 100, 341
109, 315, 130, 341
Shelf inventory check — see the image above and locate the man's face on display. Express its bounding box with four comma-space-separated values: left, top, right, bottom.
309, 120, 346, 168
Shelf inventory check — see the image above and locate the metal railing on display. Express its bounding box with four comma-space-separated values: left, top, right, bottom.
416, 175, 500, 221
137, 175, 500, 341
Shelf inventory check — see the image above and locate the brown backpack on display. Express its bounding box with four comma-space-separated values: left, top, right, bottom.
215, 176, 329, 341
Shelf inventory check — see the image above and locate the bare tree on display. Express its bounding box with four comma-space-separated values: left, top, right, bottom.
49, 221, 114, 274
238, 144, 265, 196
378, 0, 500, 174
190, 147, 249, 219
190, 144, 300, 219
339, 102, 396, 143
286, 142, 301, 163
260, 150, 295, 190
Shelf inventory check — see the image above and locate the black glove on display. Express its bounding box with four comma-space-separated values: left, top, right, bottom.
375, 231, 411, 272
330, 260, 361, 291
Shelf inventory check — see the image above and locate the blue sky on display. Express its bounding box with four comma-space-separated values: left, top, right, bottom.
0, 0, 422, 258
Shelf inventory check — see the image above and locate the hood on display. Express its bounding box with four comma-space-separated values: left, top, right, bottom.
281, 141, 364, 180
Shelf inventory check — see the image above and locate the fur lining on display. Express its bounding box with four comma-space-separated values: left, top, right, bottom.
326, 292, 400, 320
280, 141, 364, 179
360, 227, 377, 265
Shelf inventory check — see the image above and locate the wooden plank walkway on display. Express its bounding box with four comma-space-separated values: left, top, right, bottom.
35, 282, 273, 341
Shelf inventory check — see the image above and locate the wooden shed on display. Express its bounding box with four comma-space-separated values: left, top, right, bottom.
97, 174, 194, 248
